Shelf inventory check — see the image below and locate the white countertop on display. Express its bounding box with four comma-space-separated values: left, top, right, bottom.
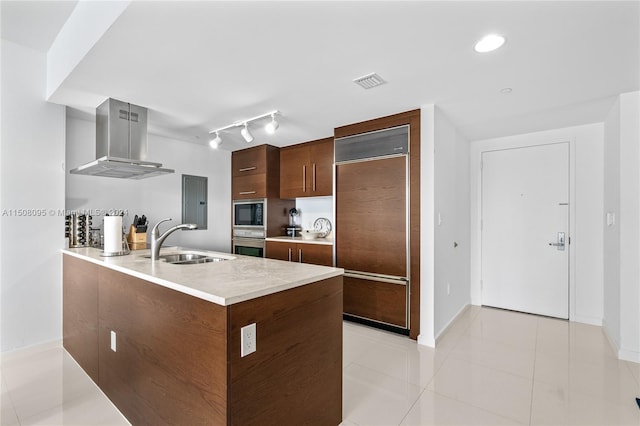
265, 236, 334, 245
62, 247, 343, 306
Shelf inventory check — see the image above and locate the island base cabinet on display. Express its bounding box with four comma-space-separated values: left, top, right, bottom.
63, 254, 343, 426
63, 255, 99, 383
228, 275, 343, 425
98, 267, 228, 425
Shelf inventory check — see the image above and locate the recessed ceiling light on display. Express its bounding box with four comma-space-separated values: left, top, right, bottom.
474, 34, 506, 53
500, 87, 513, 94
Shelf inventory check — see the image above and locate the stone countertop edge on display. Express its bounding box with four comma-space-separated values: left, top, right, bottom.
265, 236, 334, 245
61, 247, 343, 306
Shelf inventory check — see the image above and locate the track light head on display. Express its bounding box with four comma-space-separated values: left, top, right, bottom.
209, 132, 222, 149
240, 123, 254, 143
265, 114, 279, 135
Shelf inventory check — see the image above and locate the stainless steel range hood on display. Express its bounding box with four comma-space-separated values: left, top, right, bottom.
70, 98, 174, 179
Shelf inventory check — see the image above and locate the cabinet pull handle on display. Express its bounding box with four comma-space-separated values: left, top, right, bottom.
239, 166, 257, 172
288, 247, 292, 262
302, 165, 306, 193
298, 248, 302, 263
312, 163, 316, 192
239, 191, 256, 195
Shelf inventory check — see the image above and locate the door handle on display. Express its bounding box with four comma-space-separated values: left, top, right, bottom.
548, 232, 566, 251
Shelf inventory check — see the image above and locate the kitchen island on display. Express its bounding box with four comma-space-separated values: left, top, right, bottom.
62, 247, 343, 425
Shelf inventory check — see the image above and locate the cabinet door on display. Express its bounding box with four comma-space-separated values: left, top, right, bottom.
232, 145, 266, 177
265, 241, 294, 262
298, 243, 333, 266
63, 255, 99, 383
280, 145, 309, 198
309, 138, 334, 196
232, 174, 266, 199
98, 267, 228, 425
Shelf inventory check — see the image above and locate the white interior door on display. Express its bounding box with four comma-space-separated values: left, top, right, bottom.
481, 143, 569, 319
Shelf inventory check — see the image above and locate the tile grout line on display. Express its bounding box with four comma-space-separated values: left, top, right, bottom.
529, 316, 540, 426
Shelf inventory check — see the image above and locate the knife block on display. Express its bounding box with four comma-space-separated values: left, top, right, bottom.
127, 225, 147, 250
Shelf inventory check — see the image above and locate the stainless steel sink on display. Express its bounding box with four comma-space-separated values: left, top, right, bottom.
143, 252, 230, 264
161, 253, 208, 263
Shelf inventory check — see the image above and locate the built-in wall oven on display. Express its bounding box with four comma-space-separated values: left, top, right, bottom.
232, 235, 265, 257
233, 199, 266, 257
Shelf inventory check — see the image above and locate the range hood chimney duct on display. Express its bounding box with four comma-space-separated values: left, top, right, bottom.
69, 98, 174, 179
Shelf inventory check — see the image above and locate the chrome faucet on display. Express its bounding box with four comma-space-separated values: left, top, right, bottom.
150, 218, 197, 261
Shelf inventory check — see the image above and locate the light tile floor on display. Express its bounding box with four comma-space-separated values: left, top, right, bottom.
2, 306, 639, 425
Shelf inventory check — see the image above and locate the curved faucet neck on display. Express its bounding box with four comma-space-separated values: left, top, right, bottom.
150, 219, 197, 261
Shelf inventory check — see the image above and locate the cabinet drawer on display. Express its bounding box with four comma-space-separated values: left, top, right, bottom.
232, 146, 267, 177
343, 275, 407, 328
232, 174, 266, 199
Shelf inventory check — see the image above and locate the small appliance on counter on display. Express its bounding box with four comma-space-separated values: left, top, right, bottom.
127, 214, 148, 250
285, 208, 301, 237
65, 213, 93, 248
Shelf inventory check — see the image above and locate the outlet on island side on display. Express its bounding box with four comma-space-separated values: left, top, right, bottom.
110, 330, 117, 352
241, 323, 256, 357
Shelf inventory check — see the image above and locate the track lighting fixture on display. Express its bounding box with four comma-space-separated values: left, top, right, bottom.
208, 110, 279, 148
209, 132, 222, 149
265, 113, 279, 134
240, 123, 254, 143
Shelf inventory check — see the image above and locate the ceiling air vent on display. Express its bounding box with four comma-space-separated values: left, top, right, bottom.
353, 72, 386, 89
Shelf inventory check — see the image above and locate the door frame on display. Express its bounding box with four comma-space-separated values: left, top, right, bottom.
470, 136, 578, 322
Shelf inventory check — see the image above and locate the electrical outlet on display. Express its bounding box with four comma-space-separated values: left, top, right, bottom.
447, 282, 451, 296
110, 330, 117, 352
241, 323, 256, 357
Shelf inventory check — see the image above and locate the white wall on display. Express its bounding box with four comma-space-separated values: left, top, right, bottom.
419, 105, 471, 346
618, 91, 640, 362
433, 108, 471, 336
603, 99, 621, 348
419, 105, 436, 347
1, 40, 66, 351
66, 116, 231, 252
470, 123, 604, 325
294, 196, 333, 238
604, 91, 640, 363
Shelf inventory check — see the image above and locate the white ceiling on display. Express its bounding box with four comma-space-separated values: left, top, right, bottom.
3, 1, 639, 151
1, 0, 77, 52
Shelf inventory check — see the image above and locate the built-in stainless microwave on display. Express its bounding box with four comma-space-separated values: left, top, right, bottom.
233, 199, 264, 228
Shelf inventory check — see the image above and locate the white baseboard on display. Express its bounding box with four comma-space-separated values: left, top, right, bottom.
571, 314, 602, 326
435, 303, 470, 342
618, 348, 640, 364
417, 334, 435, 348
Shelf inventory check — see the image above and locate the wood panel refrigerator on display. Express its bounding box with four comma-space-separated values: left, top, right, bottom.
335, 125, 410, 334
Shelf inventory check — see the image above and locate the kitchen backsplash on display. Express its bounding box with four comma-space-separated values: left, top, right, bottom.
294, 196, 333, 236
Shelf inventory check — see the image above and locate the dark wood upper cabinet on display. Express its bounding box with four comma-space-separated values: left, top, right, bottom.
232, 144, 280, 199
280, 137, 333, 198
